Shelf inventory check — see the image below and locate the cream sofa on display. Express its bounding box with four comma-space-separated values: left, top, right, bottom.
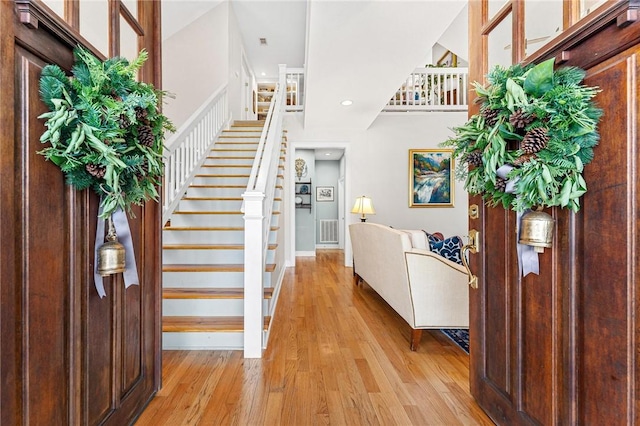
349, 222, 469, 350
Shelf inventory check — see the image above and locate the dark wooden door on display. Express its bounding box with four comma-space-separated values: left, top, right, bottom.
469, 4, 640, 425
1, 2, 160, 424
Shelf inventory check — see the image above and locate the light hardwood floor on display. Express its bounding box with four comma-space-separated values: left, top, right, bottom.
135, 249, 492, 425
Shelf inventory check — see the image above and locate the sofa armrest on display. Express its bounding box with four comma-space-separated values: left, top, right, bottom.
404, 249, 469, 328
407, 248, 468, 274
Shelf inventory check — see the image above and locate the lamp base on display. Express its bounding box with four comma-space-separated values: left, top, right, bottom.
360, 218, 367, 222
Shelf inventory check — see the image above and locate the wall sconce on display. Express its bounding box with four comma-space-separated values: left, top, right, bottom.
295, 158, 307, 181
351, 196, 376, 222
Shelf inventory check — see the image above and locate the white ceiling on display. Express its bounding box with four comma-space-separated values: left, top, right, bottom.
165, 0, 466, 133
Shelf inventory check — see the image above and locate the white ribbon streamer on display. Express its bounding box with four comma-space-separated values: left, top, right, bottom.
496, 164, 517, 193
93, 206, 140, 298
496, 165, 539, 276
516, 210, 540, 277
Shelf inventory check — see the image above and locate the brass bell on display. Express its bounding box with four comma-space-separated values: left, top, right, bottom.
97, 216, 126, 276
519, 208, 555, 253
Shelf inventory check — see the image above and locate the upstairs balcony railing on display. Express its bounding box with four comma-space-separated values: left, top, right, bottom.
285, 68, 304, 112
384, 67, 468, 112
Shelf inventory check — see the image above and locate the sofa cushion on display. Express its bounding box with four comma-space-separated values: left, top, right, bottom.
426, 234, 464, 265
402, 230, 429, 250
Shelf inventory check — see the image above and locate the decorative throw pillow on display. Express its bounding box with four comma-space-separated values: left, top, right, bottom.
426, 234, 464, 265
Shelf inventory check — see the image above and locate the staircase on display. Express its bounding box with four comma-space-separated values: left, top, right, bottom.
161, 120, 285, 349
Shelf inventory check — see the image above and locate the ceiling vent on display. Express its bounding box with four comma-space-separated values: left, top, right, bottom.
259, 38, 267, 46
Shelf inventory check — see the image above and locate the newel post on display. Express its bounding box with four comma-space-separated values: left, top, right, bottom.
242, 191, 265, 358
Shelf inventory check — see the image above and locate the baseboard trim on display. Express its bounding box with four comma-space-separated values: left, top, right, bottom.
295, 251, 316, 257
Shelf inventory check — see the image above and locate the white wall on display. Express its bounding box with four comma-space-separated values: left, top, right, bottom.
285, 112, 470, 265
162, 3, 230, 128
349, 113, 469, 239
315, 160, 340, 246
228, 5, 250, 121
294, 149, 316, 254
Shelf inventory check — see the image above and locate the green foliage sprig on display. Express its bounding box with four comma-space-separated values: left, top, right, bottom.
38, 47, 175, 218
441, 58, 602, 212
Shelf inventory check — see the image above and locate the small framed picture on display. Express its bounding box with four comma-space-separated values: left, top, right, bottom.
409, 149, 454, 207
316, 186, 334, 202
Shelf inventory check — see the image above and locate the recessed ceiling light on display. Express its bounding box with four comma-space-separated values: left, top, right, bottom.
341, 100, 353, 106
259, 38, 267, 45
261, 72, 266, 76
325, 152, 331, 156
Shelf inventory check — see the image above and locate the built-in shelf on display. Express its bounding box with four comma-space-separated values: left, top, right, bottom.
294, 180, 312, 211
257, 81, 275, 120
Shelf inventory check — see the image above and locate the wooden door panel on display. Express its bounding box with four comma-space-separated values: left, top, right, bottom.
15, 44, 74, 425
470, 4, 640, 423
576, 47, 639, 424
2, 2, 161, 424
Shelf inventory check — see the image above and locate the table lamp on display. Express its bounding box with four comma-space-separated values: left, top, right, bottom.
351, 196, 375, 222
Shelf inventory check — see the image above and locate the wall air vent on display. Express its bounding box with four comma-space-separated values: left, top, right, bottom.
259, 38, 267, 46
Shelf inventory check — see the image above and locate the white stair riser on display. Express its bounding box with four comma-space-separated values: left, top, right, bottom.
163, 249, 275, 264
178, 199, 243, 212
170, 213, 244, 227
163, 230, 243, 244
221, 131, 262, 137
163, 271, 244, 287
200, 166, 253, 175
163, 298, 243, 316
185, 186, 245, 198
163, 230, 277, 245
162, 299, 270, 317
163, 271, 273, 287
204, 157, 254, 166
192, 176, 249, 186
214, 143, 259, 150
162, 332, 244, 350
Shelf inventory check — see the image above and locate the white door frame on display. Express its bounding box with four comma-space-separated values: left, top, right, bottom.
286, 142, 350, 268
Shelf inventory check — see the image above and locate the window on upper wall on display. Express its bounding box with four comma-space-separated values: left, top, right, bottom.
41, 0, 64, 18
580, 0, 608, 18
524, 0, 563, 57
79, 0, 109, 56
488, 12, 513, 69
488, 0, 509, 20
120, 14, 140, 64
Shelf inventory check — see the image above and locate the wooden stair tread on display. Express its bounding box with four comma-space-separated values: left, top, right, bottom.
173, 210, 280, 215
163, 263, 276, 272
163, 243, 277, 250
211, 148, 258, 152
189, 184, 246, 188
163, 287, 274, 299
202, 164, 252, 167
163, 226, 279, 231
206, 156, 255, 159
194, 174, 251, 178
183, 196, 243, 201
162, 316, 270, 332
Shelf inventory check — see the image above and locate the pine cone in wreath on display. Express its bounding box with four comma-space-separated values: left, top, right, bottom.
512, 153, 537, 166
86, 163, 106, 179
137, 124, 154, 147
521, 127, 549, 154
509, 109, 535, 130
465, 150, 483, 167
135, 106, 149, 124
481, 107, 500, 127
119, 114, 131, 129
495, 177, 507, 192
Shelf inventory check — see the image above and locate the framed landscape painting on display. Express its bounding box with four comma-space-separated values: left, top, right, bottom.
409, 149, 454, 207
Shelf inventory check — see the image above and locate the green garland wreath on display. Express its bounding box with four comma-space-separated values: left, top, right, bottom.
441, 58, 602, 212
38, 47, 174, 218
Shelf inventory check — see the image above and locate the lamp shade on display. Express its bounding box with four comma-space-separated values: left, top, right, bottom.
351, 196, 375, 221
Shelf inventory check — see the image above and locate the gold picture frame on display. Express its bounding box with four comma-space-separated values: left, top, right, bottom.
409, 149, 454, 207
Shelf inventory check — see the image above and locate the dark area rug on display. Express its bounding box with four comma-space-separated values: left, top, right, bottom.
440, 329, 469, 354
